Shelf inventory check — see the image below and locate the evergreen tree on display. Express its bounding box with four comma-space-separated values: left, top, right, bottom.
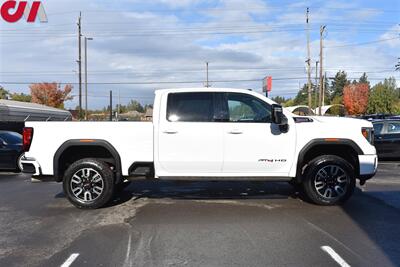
271, 96, 287, 104
359, 72, 370, 86
329, 71, 349, 101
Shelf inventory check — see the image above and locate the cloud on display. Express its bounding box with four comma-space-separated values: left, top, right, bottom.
0, 0, 398, 109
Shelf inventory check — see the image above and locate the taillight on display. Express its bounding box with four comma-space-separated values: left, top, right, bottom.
22, 127, 34, 151
361, 127, 374, 145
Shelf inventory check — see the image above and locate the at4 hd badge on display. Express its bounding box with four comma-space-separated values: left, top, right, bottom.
1, 1, 47, 23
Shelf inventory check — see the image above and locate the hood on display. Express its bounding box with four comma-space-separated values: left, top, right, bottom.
308, 116, 373, 128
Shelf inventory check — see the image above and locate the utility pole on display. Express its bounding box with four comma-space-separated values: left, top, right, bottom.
109, 90, 113, 121
318, 25, 326, 116
84, 36, 93, 121
77, 12, 82, 120
322, 71, 327, 107
117, 89, 121, 121
314, 60, 319, 109
205, 62, 209, 87
306, 7, 312, 109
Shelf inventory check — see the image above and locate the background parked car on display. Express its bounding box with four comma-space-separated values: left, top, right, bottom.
372, 119, 400, 159
0, 131, 23, 172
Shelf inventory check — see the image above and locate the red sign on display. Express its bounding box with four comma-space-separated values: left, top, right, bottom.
1, 1, 47, 23
263, 76, 272, 92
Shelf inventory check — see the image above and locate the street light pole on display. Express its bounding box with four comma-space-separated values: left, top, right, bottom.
84, 37, 93, 120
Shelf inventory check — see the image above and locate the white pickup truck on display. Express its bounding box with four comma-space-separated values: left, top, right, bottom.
21, 88, 377, 209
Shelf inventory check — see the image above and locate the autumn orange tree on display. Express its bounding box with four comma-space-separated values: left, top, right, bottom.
29, 82, 73, 108
343, 83, 369, 115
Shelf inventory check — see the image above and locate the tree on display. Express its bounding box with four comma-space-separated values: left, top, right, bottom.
329, 71, 349, 100
283, 99, 295, 107
294, 83, 327, 108
343, 83, 369, 115
30, 82, 73, 108
10, 93, 31, 102
271, 96, 288, 104
0, 86, 9, 99
126, 100, 144, 113
367, 78, 398, 114
359, 72, 370, 86
293, 84, 309, 106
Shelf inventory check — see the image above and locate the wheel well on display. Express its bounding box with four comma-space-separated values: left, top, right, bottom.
297, 144, 359, 181
54, 142, 121, 183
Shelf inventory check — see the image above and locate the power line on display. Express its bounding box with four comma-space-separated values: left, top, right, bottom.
39, 6, 400, 14
0, 76, 393, 85
325, 36, 400, 48
2, 26, 398, 37
0, 66, 394, 73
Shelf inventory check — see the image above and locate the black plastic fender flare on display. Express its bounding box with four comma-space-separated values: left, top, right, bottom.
295, 138, 363, 182
53, 139, 122, 183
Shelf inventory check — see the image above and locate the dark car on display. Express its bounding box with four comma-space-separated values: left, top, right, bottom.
372, 119, 400, 159
0, 131, 23, 171
360, 114, 393, 121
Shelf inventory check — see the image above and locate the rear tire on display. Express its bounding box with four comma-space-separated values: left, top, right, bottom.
63, 158, 115, 209
16, 153, 24, 172
302, 155, 355, 205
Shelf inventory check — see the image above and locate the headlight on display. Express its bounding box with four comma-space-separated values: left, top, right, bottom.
362, 127, 374, 145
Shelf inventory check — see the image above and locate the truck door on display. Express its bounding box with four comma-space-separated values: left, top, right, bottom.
221, 92, 296, 176
156, 92, 224, 175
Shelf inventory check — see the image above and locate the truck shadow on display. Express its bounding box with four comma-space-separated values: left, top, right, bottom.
341, 187, 400, 265
110, 180, 300, 206
109, 180, 400, 264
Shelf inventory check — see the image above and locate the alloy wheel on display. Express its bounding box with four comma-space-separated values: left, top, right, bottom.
70, 168, 104, 202
313, 165, 349, 200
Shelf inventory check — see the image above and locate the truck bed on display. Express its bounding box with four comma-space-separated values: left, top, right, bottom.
24, 121, 153, 176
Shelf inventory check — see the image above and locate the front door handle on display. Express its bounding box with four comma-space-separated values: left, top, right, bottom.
163, 130, 178, 134
228, 130, 243, 134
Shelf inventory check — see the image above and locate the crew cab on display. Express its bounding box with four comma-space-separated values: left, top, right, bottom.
21, 88, 378, 208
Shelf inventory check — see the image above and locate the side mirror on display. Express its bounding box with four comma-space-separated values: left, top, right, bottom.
0, 139, 5, 148
271, 104, 289, 132
271, 104, 284, 125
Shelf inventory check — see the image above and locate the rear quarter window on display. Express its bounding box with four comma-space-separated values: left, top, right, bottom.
387, 122, 400, 134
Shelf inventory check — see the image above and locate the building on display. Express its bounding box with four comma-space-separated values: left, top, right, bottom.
0, 99, 72, 122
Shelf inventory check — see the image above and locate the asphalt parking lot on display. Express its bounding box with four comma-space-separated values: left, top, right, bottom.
0, 162, 399, 267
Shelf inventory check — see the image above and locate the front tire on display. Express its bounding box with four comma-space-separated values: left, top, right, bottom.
63, 158, 115, 209
302, 155, 355, 205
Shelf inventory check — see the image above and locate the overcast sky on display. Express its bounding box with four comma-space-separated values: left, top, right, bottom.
0, 0, 399, 109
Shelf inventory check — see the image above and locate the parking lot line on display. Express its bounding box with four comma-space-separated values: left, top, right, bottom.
321, 246, 350, 267
60, 253, 79, 267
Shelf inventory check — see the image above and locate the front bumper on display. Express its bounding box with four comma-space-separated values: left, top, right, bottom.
358, 154, 378, 181
20, 156, 42, 176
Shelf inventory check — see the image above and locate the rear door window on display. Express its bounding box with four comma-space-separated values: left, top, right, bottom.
167, 92, 214, 122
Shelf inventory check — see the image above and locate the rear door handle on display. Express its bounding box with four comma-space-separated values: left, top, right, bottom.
163, 130, 178, 134
228, 130, 243, 134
